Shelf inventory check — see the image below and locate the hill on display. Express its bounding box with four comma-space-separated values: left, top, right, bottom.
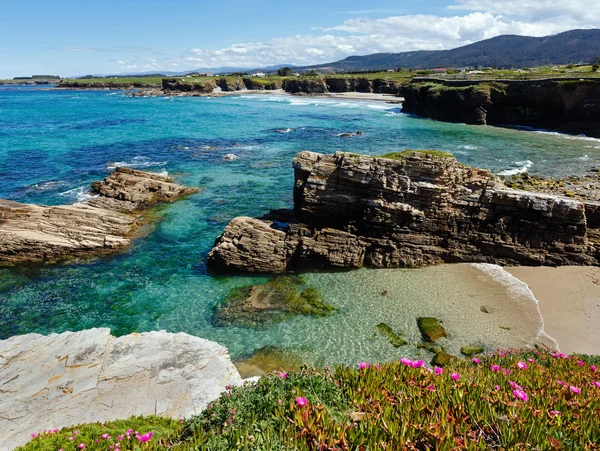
300, 29, 600, 71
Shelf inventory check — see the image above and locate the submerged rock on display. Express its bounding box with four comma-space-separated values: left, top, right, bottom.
208, 151, 600, 272
376, 323, 407, 347
0, 328, 242, 451
461, 345, 485, 356
431, 351, 455, 367
417, 317, 448, 342
0, 167, 198, 265
234, 346, 303, 379
212, 276, 334, 327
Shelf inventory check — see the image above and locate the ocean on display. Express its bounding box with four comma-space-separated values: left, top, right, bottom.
1, 86, 597, 365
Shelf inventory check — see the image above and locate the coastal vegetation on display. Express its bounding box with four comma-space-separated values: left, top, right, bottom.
21, 350, 600, 450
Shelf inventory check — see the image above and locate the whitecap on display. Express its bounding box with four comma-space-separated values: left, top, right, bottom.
458, 145, 478, 150
579, 154, 590, 161
58, 186, 98, 202
497, 160, 533, 176
471, 263, 559, 349
107, 156, 168, 169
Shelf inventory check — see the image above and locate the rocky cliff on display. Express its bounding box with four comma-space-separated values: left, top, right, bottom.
162, 78, 218, 93
400, 79, 600, 137
0, 329, 242, 451
208, 151, 599, 272
0, 168, 198, 265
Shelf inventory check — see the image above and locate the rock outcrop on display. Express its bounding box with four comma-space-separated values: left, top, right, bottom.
208, 151, 599, 272
400, 78, 600, 137
0, 168, 198, 265
162, 78, 218, 94
0, 329, 242, 451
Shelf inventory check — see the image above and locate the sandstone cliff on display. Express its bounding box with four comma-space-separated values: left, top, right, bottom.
0, 167, 198, 265
208, 151, 599, 272
400, 79, 600, 137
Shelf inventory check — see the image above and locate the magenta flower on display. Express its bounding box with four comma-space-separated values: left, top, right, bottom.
592, 365, 597, 372
400, 357, 413, 366
503, 369, 513, 375
577, 360, 584, 366
516, 361, 527, 370
594, 381, 600, 388
451, 372, 461, 381
118, 435, 124, 441
69, 437, 74, 441
569, 386, 581, 394
494, 385, 501, 391
434, 366, 443, 375
509, 381, 522, 390
296, 397, 308, 407
549, 410, 562, 416
557, 380, 566, 386
102, 434, 109, 439
513, 389, 528, 402
427, 385, 435, 392
527, 358, 535, 363
472, 358, 481, 364
374, 364, 380, 370
412, 360, 425, 368
358, 362, 369, 370
31, 433, 37, 438
137, 432, 153, 443
491, 365, 500, 372
78, 444, 86, 450
277, 372, 288, 379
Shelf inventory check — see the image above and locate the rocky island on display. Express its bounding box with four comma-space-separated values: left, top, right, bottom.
0, 167, 198, 265
208, 150, 600, 272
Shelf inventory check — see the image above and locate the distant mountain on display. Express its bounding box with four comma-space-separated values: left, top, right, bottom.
298, 29, 600, 71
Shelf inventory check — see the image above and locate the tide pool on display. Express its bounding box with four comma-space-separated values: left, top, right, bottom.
0, 87, 597, 364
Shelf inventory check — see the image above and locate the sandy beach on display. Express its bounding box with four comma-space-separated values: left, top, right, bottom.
223, 88, 404, 103
506, 266, 600, 355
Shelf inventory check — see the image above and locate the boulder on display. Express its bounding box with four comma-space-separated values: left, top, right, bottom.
0, 329, 242, 451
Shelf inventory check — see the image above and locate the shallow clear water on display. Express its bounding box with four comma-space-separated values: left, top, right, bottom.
0, 87, 596, 363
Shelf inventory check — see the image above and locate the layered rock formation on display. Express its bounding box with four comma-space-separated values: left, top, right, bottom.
208, 151, 599, 272
400, 78, 600, 137
0, 167, 198, 265
0, 329, 242, 451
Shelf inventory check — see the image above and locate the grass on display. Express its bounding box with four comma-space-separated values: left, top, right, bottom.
21, 349, 600, 450
58, 77, 164, 87
381, 150, 455, 160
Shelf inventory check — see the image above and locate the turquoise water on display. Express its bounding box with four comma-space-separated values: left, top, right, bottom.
0, 87, 597, 364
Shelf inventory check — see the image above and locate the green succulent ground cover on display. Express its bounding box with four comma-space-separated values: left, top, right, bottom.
21, 350, 600, 450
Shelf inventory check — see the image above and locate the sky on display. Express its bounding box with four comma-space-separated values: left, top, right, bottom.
0, 0, 598, 78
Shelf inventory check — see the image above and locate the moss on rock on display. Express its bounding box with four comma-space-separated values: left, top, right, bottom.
431, 351, 455, 367
212, 276, 334, 327
461, 346, 485, 356
375, 323, 408, 347
417, 317, 448, 342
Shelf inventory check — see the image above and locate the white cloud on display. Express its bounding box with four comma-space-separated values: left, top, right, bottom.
110, 0, 600, 72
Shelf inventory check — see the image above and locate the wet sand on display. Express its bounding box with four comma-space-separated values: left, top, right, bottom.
506, 266, 600, 355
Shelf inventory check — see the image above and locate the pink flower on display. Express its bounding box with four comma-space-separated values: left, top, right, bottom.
400, 357, 413, 366
472, 358, 481, 364
137, 432, 153, 443
516, 361, 527, 370
569, 386, 581, 394
451, 372, 461, 381
502, 369, 513, 375
31, 433, 37, 438
549, 410, 562, 416
78, 444, 85, 450
434, 366, 443, 375
69, 437, 74, 441
74, 431, 79, 435
118, 435, 124, 441
594, 381, 600, 388
358, 362, 369, 370
427, 385, 435, 392
592, 365, 597, 372
102, 434, 109, 439
577, 360, 584, 366
296, 397, 308, 407
527, 358, 535, 363
509, 381, 522, 390
494, 385, 501, 391
491, 365, 500, 372
498, 352, 505, 357
412, 360, 425, 368
513, 389, 528, 402
277, 372, 288, 379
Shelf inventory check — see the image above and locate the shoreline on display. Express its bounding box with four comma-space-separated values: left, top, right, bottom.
506, 266, 600, 355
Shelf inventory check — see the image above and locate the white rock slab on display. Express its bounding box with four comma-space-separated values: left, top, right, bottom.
0, 328, 242, 451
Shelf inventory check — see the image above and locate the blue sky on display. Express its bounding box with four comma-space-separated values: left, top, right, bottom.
0, 0, 598, 78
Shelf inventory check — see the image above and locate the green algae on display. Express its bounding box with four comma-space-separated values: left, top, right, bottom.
375, 323, 407, 347
417, 317, 448, 342
212, 276, 334, 327
461, 345, 485, 356
431, 351, 455, 367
